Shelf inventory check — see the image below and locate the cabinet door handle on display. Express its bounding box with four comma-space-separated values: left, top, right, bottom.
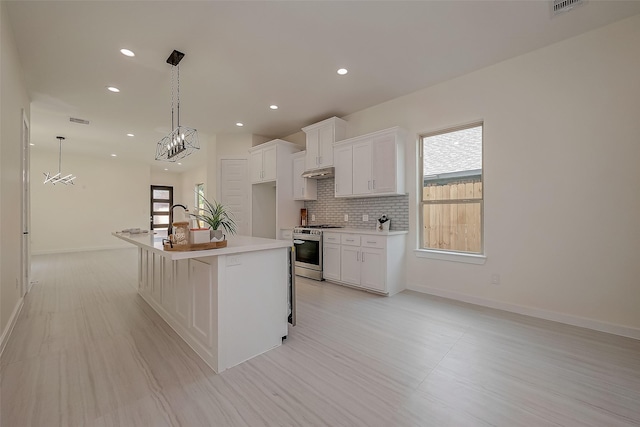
368, 180, 371, 190
319, 156, 322, 165
373, 179, 376, 189
362, 252, 365, 262
367, 240, 376, 244
356, 251, 360, 261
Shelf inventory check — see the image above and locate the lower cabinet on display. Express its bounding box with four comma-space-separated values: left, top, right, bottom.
190, 259, 213, 347
360, 247, 386, 292
322, 242, 341, 281
138, 249, 216, 364
322, 232, 406, 295
135, 247, 287, 373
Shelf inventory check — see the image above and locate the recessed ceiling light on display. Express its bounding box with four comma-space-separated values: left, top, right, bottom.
120, 48, 135, 57
107, 86, 120, 93
236, 122, 244, 127
177, 162, 182, 165
164, 168, 168, 171
29, 143, 35, 146
127, 133, 134, 137
337, 68, 348, 75
111, 154, 117, 157
269, 105, 278, 110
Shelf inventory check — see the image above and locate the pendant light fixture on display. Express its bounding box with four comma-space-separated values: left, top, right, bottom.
43, 136, 76, 185
155, 50, 199, 162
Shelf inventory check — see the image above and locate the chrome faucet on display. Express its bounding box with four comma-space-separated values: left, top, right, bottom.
168, 204, 188, 236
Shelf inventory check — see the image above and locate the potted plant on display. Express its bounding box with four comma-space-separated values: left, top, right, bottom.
190, 196, 237, 241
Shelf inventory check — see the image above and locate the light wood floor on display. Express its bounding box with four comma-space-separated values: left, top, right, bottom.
2, 249, 640, 426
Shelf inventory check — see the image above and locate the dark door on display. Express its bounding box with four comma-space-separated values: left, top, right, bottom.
150, 185, 173, 230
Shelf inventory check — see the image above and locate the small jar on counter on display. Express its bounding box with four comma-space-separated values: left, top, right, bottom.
171, 221, 190, 246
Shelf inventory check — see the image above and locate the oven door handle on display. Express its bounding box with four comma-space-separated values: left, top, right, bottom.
293, 240, 305, 244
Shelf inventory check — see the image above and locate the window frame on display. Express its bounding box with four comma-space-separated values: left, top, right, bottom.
417, 122, 485, 261
194, 183, 205, 228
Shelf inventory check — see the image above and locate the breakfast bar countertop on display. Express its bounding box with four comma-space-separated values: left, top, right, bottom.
112, 231, 292, 260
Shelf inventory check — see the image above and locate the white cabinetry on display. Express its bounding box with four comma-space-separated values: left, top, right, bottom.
322, 231, 406, 295
190, 258, 213, 347
292, 151, 317, 201
138, 251, 216, 362
333, 127, 406, 198
334, 144, 353, 197
322, 232, 342, 281
134, 244, 288, 374
249, 139, 303, 239
250, 144, 277, 183
302, 116, 347, 171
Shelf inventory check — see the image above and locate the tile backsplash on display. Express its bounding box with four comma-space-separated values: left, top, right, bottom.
304, 178, 409, 230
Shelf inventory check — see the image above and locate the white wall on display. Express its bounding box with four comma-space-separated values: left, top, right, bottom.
30, 151, 150, 253
179, 164, 206, 211
342, 15, 640, 335
0, 2, 31, 342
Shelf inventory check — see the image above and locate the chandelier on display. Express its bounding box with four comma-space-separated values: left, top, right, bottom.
43, 136, 76, 185
155, 50, 199, 162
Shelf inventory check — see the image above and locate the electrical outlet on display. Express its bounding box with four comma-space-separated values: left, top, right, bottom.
344, 214, 349, 222
491, 274, 500, 285
311, 214, 316, 221
363, 214, 369, 222
227, 255, 242, 266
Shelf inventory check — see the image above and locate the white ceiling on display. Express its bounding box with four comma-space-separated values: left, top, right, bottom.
6, 1, 640, 172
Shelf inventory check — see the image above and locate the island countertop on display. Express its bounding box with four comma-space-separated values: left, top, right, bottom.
112, 231, 292, 260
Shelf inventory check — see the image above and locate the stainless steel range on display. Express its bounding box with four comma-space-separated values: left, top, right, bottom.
293, 225, 342, 281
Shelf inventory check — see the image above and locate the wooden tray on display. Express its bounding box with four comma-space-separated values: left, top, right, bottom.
163, 240, 227, 251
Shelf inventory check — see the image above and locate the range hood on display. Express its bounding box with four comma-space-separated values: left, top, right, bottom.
302, 167, 334, 179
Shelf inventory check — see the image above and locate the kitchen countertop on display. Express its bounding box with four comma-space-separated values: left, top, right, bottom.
112, 232, 291, 260
319, 228, 408, 236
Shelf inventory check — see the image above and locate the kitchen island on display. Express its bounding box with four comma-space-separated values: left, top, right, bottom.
113, 232, 292, 373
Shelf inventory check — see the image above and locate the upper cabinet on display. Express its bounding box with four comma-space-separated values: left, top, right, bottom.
302, 117, 347, 171
250, 144, 277, 183
334, 144, 353, 197
249, 140, 294, 184
292, 151, 317, 201
248, 139, 303, 238
334, 127, 406, 198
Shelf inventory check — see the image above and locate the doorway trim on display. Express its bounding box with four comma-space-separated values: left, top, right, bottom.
21, 109, 31, 295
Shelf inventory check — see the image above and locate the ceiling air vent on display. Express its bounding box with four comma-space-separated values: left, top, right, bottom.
69, 117, 90, 125
552, 0, 585, 15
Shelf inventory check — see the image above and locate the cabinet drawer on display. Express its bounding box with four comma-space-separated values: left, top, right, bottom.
361, 235, 386, 249
341, 234, 361, 246
324, 232, 341, 244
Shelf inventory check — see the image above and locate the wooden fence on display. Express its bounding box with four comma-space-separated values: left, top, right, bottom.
422, 180, 482, 252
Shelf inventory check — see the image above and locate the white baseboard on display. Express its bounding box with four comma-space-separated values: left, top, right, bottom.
0, 297, 24, 356
408, 284, 640, 341
32, 244, 131, 255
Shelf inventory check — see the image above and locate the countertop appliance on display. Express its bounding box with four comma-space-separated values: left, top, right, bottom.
292, 225, 342, 280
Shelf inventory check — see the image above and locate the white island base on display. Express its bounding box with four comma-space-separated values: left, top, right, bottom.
113, 232, 291, 373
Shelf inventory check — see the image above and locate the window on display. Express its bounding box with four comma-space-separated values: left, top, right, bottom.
420, 123, 483, 254
150, 185, 173, 230
195, 183, 205, 228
